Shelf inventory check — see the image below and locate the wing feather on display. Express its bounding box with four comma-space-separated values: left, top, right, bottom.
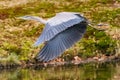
36, 22, 87, 62
38, 45, 48, 61
34, 13, 86, 46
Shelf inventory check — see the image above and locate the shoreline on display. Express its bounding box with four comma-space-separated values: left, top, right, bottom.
0, 55, 120, 70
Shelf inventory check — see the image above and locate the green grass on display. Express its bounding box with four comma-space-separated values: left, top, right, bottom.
0, 0, 119, 63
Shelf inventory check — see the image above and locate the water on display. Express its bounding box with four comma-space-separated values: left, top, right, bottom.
0, 61, 120, 80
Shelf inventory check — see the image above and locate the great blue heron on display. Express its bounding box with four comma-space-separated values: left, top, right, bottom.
19, 12, 88, 62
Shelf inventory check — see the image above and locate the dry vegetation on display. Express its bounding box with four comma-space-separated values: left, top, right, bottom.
0, 0, 120, 64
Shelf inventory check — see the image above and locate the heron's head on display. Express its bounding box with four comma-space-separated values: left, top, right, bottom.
18, 15, 37, 20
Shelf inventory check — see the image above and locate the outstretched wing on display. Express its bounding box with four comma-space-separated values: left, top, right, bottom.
35, 22, 87, 62
34, 13, 86, 46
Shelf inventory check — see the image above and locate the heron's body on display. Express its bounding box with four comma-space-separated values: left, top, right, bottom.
20, 12, 88, 62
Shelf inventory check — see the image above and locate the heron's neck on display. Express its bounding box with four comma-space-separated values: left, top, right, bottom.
32, 16, 47, 24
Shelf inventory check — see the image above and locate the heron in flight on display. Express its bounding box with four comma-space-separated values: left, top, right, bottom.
19, 12, 88, 62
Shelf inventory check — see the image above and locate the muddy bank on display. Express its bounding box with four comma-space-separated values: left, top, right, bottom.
0, 55, 120, 70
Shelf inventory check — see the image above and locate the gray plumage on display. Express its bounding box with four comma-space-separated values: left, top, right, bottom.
34, 12, 85, 46
19, 12, 88, 62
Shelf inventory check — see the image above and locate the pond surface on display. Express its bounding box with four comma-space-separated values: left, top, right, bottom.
0, 61, 120, 80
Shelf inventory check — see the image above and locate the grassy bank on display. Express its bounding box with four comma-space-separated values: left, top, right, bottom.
0, 0, 120, 64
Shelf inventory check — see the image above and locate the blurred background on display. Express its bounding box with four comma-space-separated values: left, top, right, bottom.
0, 0, 120, 79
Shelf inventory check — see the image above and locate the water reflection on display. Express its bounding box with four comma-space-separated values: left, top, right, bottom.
0, 61, 120, 80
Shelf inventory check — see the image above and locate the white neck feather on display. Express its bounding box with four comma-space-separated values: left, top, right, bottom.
32, 16, 47, 24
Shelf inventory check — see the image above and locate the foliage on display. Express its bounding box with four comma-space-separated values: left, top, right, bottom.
0, 0, 119, 63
